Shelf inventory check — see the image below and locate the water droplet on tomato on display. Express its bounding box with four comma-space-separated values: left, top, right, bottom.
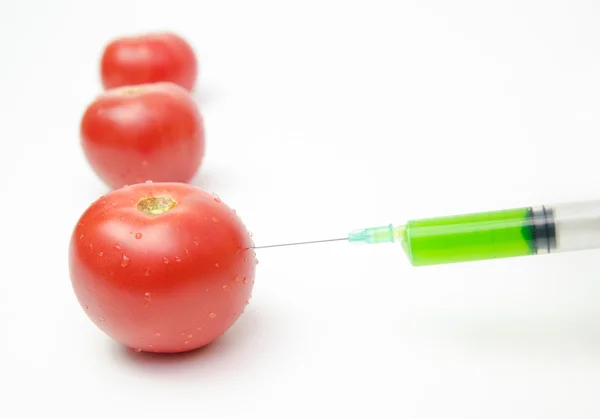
215, 263, 220, 268
222, 285, 230, 292
233, 275, 240, 282
98, 252, 103, 257
184, 341, 189, 344
242, 277, 247, 284
89, 243, 93, 249
144, 268, 150, 276
212, 216, 219, 223
255, 259, 259, 265
184, 248, 189, 254
134, 348, 142, 353
214, 197, 222, 203
148, 344, 153, 348
99, 317, 105, 323
174, 256, 181, 262
121, 255, 130, 267
135, 233, 142, 239
115, 244, 122, 250
187, 334, 193, 338
163, 257, 169, 264
209, 312, 217, 319
79, 234, 84, 240
83, 304, 89, 310
144, 292, 151, 300
194, 238, 200, 246
197, 326, 203, 331
145, 180, 153, 183
154, 332, 161, 337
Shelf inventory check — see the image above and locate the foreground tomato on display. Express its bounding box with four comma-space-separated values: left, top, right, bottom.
80, 82, 205, 189
69, 182, 256, 353
101, 32, 198, 91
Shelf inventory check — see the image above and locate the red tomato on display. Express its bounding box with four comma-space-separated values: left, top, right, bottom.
80, 82, 205, 190
69, 182, 256, 353
101, 32, 198, 91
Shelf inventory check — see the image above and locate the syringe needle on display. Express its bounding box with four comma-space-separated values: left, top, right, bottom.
252, 237, 348, 249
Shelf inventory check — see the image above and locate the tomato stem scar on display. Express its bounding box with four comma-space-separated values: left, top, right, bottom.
117, 86, 146, 95
136, 196, 177, 215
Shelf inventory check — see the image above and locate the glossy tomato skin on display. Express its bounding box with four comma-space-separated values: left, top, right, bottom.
69, 182, 256, 353
80, 82, 205, 190
101, 32, 197, 91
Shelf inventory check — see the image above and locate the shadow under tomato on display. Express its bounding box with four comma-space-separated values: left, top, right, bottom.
190, 166, 236, 194
191, 82, 220, 109
119, 338, 219, 364
110, 306, 272, 373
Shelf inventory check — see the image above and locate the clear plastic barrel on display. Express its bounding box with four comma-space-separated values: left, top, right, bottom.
550, 200, 600, 253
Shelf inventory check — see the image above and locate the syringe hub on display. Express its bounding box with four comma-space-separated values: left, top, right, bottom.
348, 224, 406, 244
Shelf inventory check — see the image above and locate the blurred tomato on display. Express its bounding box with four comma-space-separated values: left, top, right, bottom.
80, 82, 205, 189
101, 32, 198, 91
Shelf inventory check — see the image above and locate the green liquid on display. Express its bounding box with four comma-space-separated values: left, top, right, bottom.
402, 207, 536, 266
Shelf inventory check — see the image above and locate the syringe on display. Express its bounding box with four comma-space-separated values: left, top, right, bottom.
254, 200, 600, 266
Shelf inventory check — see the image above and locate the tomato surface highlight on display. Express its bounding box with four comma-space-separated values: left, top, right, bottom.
101, 32, 198, 91
69, 182, 256, 353
80, 82, 205, 189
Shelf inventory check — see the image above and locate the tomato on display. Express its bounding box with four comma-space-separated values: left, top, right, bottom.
80, 82, 205, 190
100, 32, 198, 91
68, 182, 256, 353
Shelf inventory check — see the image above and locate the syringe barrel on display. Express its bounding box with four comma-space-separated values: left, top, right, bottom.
550, 200, 600, 253
402, 200, 600, 266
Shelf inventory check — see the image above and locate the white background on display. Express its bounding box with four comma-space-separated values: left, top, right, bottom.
1, 0, 600, 417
